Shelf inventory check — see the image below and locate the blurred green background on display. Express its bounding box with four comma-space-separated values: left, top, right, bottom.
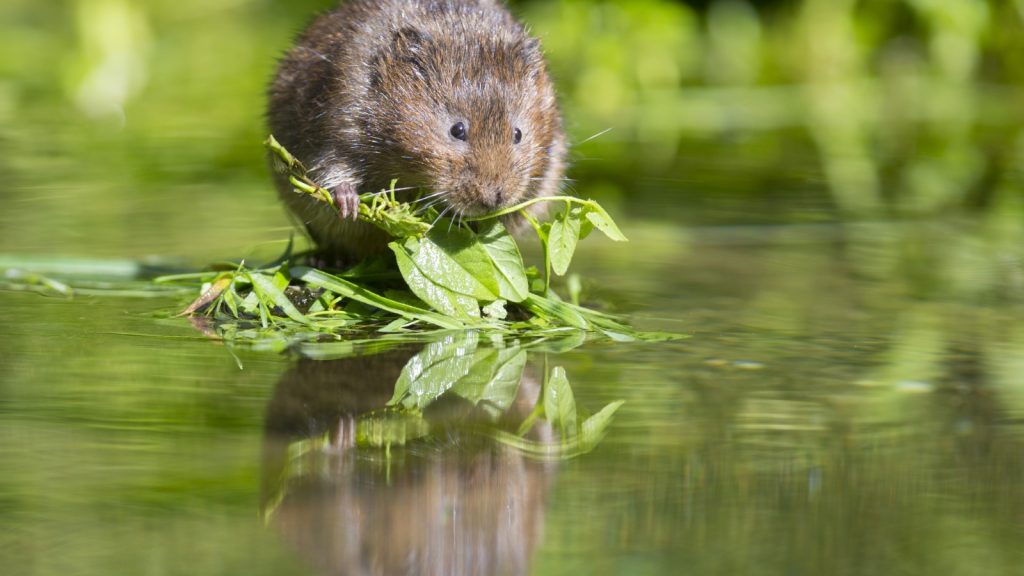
3, 3, 1024, 575
2, 0, 1022, 259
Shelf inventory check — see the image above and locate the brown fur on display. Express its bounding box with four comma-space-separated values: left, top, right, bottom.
268, 0, 568, 262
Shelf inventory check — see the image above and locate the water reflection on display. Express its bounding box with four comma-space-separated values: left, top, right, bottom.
260, 337, 618, 576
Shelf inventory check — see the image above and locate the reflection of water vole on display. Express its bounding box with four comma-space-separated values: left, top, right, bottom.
262, 351, 554, 576
268, 0, 568, 262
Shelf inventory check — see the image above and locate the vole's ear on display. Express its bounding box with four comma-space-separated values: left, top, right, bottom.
390, 27, 432, 79
392, 27, 431, 55
518, 37, 545, 79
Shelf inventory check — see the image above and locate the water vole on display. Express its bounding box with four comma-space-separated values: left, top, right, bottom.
268, 0, 567, 262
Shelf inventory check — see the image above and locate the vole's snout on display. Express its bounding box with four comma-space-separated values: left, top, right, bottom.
472, 185, 513, 214
486, 187, 506, 209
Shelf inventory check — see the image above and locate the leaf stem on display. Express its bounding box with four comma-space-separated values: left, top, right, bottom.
520, 209, 550, 293
465, 196, 599, 222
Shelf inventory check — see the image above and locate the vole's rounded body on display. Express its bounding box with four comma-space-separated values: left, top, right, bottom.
268, 0, 567, 262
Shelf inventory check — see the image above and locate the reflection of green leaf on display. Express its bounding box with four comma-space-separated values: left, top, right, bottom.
357, 408, 431, 448
491, 371, 624, 460
449, 347, 528, 418
389, 333, 482, 409
388, 334, 527, 421
391, 241, 482, 319
544, 367, 577, 437
580, 400, 625, 452
525, 330, 589, 354
477, 220, 530, 302
548, 206, 582, 276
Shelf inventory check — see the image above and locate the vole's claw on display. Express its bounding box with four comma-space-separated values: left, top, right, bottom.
332, 183, 360, 221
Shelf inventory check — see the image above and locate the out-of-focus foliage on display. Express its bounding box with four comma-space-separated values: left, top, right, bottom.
515, 0, 1024, 217
0, 0, 1022, 259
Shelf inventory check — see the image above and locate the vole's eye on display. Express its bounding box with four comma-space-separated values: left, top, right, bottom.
450, 122, 467, 141
513, 128, 523, 144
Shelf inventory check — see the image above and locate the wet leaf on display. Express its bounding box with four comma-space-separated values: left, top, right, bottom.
417, 227, 501, 300
180, 277, 230, 316
548, 206, 582, 276
477, 220, 530, 302
585, 206, 628, 242
294, 266, 465, 330
248, 272, 311, 325
482, 299, 508, 320
391, 240, 482, 319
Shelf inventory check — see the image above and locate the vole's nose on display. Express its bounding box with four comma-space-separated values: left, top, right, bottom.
477, 186, 506, 212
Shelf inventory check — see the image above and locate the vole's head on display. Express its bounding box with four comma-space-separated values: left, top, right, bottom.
367, 26, 563, 218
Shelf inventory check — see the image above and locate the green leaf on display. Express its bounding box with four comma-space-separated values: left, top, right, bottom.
548, 206, 582, 276
522, 294, 589, 329
293, 267, 465, 330
567, 274, 583, 306
579, 216, 595, 241
482, 299, 508, 320
359, 185, 432, 237
544, 366, 577, 437
477, 220, 530, 302
585, 206, 628, 242
417, 227, 501, 300
247, 272, 311, 325
239, 291, 260, 315
391, 241, 482, 319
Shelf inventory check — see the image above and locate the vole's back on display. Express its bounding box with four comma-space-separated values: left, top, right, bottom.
269, 0, 567, 262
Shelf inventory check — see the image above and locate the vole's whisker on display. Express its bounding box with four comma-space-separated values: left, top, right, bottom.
575, 127, 613, 146
416, 199, 445, 214
431, 206, 454, 228
414, 191, 446, 204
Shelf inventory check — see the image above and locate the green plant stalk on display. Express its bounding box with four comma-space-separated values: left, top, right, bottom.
520, 209, 551, 293
465, 196, 603, 223
293, 267, 467, 330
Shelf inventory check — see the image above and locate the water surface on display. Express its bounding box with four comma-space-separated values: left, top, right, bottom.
3, 196, 1023, 574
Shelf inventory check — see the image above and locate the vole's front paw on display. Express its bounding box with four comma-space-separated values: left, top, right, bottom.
332, 183, 360, 221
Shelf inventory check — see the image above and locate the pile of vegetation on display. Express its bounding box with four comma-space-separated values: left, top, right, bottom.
155, 136, 681, 345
